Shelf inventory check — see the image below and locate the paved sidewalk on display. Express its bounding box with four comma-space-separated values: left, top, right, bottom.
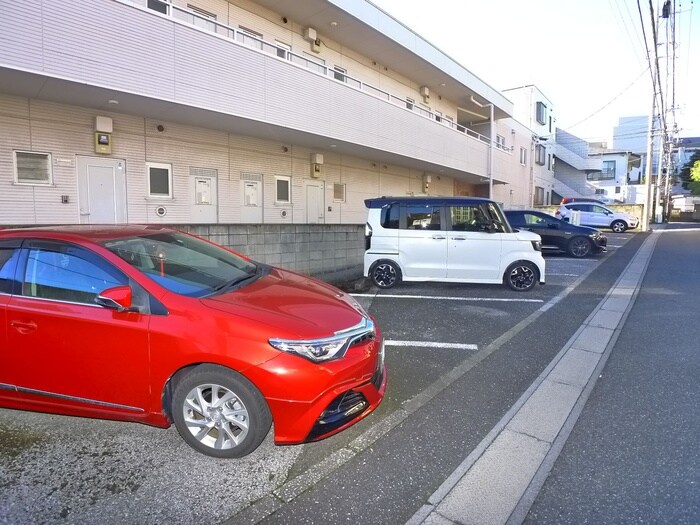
408, 231, 661, 525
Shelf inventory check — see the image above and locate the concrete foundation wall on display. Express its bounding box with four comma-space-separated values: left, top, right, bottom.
174, 223, 366, 281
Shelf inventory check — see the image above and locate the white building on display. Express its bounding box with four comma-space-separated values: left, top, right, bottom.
0, 0, 540, 276
502, 85, 556, 205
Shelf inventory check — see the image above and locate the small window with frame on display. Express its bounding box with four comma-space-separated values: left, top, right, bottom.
536, 101, 547, 125
147, 162, 173, 198
333, 183, 346, 202
535, 144, 546, 166
275, 176, 291, 203
276, 41, 291, 60
14, 151, 52, 185
333, 66, 347, 82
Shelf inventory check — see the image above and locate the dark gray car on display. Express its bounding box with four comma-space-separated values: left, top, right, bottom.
505, 210, 607, 258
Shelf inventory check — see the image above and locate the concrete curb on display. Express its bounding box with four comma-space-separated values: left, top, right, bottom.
408, 232, 661, 525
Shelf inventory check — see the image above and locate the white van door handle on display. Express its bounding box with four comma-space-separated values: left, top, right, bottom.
451, 236, 466, 241
431, 234, 446, 240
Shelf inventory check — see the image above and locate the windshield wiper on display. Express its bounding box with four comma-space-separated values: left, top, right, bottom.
208, 264, 268, 296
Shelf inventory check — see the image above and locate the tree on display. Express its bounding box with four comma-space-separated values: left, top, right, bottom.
689, 160, 700, 195
679, 150, 700, 191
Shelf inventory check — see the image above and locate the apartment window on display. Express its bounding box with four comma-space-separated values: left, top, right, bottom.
534, 186, 545, 205
187, 4, 216, 19
147, 163, 172, 198
435, 110, 443, 123
496, 134, 506, 149
147, 0, 169, 15
536, 101, 547, 125
239, 26, 263, 50
275, 176, 290, 203
14, 151, 52, 185
549, 115, 553, 133
406, 97, 415, 110
333, 66, 346, 82
519, 147, 527, 166
547, 154, 552, 170
535, 144, 546, 165
333, 183, 346, 202
276, 41, 291, 60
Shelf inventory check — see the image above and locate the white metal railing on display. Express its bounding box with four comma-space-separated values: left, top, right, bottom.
122, 0, 503, 149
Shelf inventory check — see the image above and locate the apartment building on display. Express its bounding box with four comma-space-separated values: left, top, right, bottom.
502, 85, 556, 205
0, 0, 536, 277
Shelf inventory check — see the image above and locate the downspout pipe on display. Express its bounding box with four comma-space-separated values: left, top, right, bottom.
471, 96, 494, 199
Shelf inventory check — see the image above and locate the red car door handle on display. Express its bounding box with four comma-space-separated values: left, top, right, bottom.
10, 320, 38, 334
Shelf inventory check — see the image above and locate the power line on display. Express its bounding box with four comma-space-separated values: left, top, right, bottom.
565, 68, 649, 131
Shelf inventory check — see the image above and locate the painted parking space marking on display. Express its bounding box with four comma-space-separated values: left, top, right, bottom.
385, 340, 478, 351
351, 294, 544, 303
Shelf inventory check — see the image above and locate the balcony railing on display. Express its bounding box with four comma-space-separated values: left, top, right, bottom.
122, 0, 503, 150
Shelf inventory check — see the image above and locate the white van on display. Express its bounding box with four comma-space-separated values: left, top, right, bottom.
363, 197, 545, 291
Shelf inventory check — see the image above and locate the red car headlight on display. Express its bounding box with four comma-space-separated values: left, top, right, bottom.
269, 318, 375, 363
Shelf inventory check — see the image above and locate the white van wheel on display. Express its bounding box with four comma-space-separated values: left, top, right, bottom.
504, 261, 537, 292
371, 261, 401, 289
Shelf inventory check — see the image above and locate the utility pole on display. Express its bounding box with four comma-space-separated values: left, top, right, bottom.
641, 101, 655, 232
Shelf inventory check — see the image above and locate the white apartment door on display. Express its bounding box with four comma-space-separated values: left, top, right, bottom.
191, 173, 218, 223
306, 181, 324, 223
240, 178, 263, 223
77, 157, 127, 224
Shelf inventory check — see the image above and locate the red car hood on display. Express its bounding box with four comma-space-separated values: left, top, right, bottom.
201, 267, 367, 339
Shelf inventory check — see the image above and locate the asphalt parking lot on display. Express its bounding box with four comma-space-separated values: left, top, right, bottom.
0, 232, 640, 524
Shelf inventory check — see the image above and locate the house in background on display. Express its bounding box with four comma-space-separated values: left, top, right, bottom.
552, 129, 644, 204
589, 146, 643, 204
0, 0, 542, 278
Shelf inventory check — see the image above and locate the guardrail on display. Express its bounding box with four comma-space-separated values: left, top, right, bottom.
121, 0, 503, 150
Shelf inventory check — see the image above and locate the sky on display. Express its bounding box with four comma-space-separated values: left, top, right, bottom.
371, 0, 700, 144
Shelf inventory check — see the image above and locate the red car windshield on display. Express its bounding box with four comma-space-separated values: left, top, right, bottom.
102, 231, 259, 297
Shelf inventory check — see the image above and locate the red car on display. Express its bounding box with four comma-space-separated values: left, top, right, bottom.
0, 226, 386, 458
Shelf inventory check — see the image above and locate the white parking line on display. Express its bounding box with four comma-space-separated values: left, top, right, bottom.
351, 294, 543, 303
385, 340, 478, 350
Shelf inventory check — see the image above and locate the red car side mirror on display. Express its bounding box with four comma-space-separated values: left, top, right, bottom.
95, 286, 134, 312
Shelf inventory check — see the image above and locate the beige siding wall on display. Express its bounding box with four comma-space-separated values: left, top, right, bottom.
175, 0, 469, 136
0, 94, 457, 226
